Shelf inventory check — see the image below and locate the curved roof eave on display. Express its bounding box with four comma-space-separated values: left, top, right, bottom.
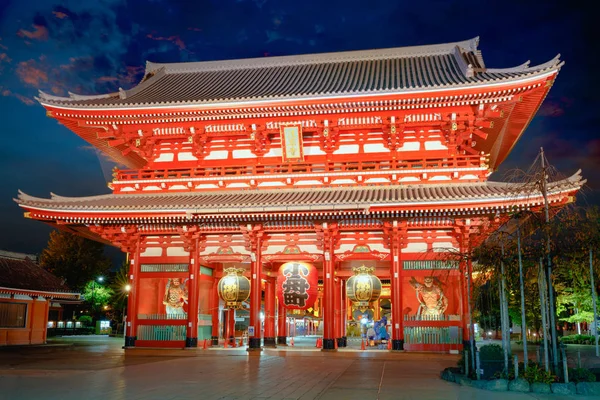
38, 65, 561, 113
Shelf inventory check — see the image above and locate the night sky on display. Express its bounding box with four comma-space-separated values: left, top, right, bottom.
0, 0, 597, 261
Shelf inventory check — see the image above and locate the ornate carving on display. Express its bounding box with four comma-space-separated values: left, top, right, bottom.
88, 225, 144, 253
249, 125, 271, 157
409, 276, 448, 318
319, 123, 340, 153
163, 278, 188, 316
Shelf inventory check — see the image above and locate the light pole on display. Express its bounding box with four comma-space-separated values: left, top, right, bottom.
124, 284, 131, 338
92, 276, 104, 320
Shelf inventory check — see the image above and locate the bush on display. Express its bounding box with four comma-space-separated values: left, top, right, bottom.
560, 334, 595, 344
479, 344, 504, 361
523, 363, 557, 384
78, 315, 93, 326
569, 368, 596, 383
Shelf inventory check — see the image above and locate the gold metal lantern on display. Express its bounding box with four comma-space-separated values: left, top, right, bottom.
346, 265, 382, 311
217, 268, 251, 309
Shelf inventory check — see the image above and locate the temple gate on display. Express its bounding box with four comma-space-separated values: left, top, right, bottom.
17, 38, 583, 351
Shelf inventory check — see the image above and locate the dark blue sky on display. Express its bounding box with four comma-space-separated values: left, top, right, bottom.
0, 0, 597, 259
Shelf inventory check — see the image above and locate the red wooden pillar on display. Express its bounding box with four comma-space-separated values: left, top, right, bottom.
225, 309, 235, 344
390, 223, 404, 351
340, 278, 347, 347
211, 277, 220, 345
248, 231, 263, 350
322, 226, 336, 350
125, 238, 141, 347
334, 277, 342, 347
264, 278, 276, 347
229, 309, 236, 344
277, 296, 287, 345
185, 239, 201, 347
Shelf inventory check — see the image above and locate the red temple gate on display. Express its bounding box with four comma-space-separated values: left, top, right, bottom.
17, 37, 583, 352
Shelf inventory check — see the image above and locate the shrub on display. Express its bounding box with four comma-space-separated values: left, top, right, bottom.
78, 315, 93, 326
523, 363, 557, 384
479, 344, 504, 361
560, 334, 595, 344
569, 368, 596, 383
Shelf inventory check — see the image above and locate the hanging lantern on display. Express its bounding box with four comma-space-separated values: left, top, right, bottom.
346, 265, 382, 311
276, 262, 318, 310
217, 268, 250, 309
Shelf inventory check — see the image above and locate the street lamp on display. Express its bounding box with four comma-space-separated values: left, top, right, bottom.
92, 276, 104, 319
124, 284, 131, 338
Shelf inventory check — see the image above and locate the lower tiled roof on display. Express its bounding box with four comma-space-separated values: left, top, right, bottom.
15, 172, 584, 215
0, 255, 80, 299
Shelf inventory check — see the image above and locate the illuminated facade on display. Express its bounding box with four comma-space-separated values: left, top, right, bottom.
17, 38, 582, 351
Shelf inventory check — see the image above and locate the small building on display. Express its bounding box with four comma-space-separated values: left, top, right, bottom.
0, 250, 80, 346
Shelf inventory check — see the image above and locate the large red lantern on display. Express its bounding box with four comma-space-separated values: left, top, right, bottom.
276, 262, 318, 310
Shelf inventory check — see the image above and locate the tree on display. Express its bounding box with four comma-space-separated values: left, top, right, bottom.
83, 280, 114, 315
39, 230, 112, 290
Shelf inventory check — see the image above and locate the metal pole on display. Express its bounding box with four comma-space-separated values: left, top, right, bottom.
539, 258, 549, 371
466, 259, 475, 371
540, 148, 559, 371
500, 240, 510, 372
92, 280, 95, 321
517, 225, 528, 368
590, 247, 599, 357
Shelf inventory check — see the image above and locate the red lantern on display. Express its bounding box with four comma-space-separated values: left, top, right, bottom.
276, 262, 318, 310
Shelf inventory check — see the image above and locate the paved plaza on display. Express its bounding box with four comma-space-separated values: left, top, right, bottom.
0, 336, 598, 400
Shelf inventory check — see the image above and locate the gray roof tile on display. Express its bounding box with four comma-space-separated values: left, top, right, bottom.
16, 172, 584, 215
37, 38, 562, 109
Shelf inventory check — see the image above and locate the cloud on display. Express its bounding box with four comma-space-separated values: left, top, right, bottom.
17, 24, 49, 41
146, 33, 187, 51
52, 11, 69, 19
16, 59, 48, 86
1, 88, 35, 105
537, 97, 574, 117
0, 53, 11, 63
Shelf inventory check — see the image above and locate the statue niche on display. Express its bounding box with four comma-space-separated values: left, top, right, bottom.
409, 276, 448, 319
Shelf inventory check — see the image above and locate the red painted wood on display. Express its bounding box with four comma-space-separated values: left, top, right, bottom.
323, 243, 334, 344
264, 278, 276, 339
134, 340, 186, 348
249, 233, 262, 342
277, 297, 287, 338
186, 240, 200, 342
211, 277, 219, 340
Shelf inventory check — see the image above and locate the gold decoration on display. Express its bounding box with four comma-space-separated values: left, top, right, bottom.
217, 268, 251, 309
346, 265, 382, 311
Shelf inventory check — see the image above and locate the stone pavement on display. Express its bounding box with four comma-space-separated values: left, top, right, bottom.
0, 336, 598, 400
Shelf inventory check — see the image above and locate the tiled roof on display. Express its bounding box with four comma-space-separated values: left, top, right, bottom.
16, 171, 584, 214
0, 254, 80, 299
37, 37, 562, 108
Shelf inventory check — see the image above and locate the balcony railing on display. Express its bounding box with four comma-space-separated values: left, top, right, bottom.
113, 155, 487, 184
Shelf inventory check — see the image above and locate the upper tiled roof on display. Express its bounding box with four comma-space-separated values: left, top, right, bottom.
16, 171, 583, 214
0, 253, 80, 299
37, 37, 562, 109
